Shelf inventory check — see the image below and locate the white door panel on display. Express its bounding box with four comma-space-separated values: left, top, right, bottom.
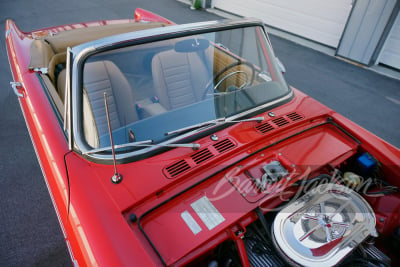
214, 0, 353, 47
379, 14, 400, 70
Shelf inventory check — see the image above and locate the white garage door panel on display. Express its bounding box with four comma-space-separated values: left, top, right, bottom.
214, 0, 353, 47
380, 14, 400, 70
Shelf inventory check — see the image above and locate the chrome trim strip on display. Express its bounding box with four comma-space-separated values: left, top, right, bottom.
71, 46, 95, 152
15, 99, 76, 265
71, 19, 264, 55
66, 240, 79, 266
65, 47, 73, 150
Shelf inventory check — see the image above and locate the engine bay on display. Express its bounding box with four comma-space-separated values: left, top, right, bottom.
193, 151, 399, 267
130, 122, 400, 267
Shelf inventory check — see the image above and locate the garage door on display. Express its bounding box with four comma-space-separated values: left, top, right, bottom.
214, 0, 353, 48
379, 13, 400, 70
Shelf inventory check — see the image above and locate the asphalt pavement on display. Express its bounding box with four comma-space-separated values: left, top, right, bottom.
0, 0, 399, 266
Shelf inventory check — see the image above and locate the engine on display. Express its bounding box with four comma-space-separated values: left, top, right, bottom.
272, 183, 377, 266
206, 186, 391, 267
204, 152, 396, 267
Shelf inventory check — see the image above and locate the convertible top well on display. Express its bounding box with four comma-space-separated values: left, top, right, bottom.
29, 21, 169, 70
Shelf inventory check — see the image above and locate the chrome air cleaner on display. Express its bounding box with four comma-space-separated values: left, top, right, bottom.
273, 183, 377, 266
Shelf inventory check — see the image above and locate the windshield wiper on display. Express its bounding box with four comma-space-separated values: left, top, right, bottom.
165, 116, 264, 136
83, 139, 200, 155
84, 117, 264, 155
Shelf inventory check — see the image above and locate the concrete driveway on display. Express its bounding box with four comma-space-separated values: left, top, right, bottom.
0, 0, 399, 265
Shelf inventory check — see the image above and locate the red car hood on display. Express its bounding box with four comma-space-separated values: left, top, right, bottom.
65, 88, 369, 265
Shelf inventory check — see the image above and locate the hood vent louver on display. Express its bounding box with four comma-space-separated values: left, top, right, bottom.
255, 122, 275, 134
272, 117, 289, 127
165, 159, 191, 178
256, 112, 304, 134
287, 112, 304, 121
164, 138, 236, 178
213, 138, 235, 153
191, 148, 213, 164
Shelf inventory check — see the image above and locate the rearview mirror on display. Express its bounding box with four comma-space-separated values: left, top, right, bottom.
174, 38, 209, 53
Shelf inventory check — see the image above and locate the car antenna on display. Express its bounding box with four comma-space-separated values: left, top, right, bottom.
104, 92, 123, 184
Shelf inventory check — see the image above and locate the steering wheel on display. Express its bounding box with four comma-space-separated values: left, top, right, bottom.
214, 70, 249, 91
202, 60, 256, 99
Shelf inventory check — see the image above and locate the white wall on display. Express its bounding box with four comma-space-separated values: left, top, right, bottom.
214, 0, 353, 47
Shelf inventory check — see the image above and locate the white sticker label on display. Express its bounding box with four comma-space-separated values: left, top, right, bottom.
191, 196, 225, 230
181, 210, 202, 235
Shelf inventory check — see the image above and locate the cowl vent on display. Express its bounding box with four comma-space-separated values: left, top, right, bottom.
191, 148, 213, 164
286, 112, 304, 121
255, 122, 275, 134
165, 160, 190, 178
164, 138, 236, 178
272, 117, 289, 127
255, 112, 304, 134
213, 138, 235, 153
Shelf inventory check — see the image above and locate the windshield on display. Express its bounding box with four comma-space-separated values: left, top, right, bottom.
80, 25, 289, 151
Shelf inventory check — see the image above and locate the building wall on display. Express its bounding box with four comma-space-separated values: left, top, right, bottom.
378, 8, 400, 69
213, 0, 400, 70
213, 0, 353, 47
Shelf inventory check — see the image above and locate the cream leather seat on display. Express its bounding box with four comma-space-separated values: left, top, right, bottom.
82, 60, 138, 147
151, 49, 212, 110
57, 68, 99, 147
57, 60, 138, 148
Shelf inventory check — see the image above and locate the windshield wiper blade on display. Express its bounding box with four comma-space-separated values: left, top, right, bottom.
83, 139, 200, 155
165, 117, 226, 136
83, 116, 264, 155
83, 140, 153, 155
165, 116, 264, 136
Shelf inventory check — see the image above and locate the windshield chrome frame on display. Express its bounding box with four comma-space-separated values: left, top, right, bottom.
64, 47, 73, 150
70, 18, 293, 161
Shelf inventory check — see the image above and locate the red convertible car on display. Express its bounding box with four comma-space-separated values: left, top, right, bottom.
6, 8, 400, 267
